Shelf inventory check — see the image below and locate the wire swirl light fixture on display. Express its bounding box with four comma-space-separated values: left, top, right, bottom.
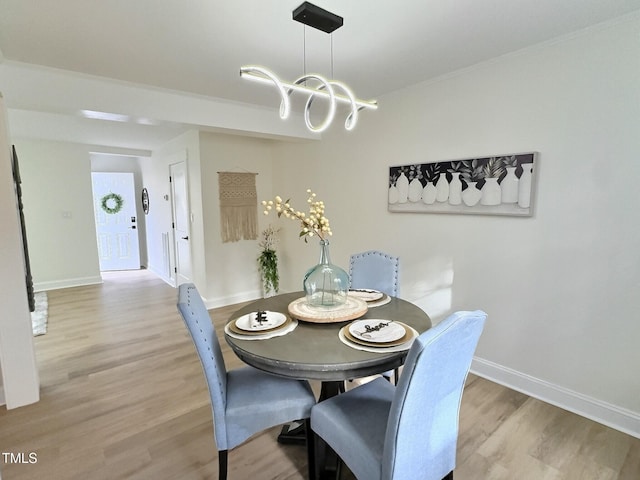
240, 2, 377, 133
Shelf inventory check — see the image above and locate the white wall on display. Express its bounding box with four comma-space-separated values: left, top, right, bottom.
199, 131, 275, 306
145, 130, 275, 307
15, 139, 101, 290
144, 131, 199, 286
271, 16, 640, 436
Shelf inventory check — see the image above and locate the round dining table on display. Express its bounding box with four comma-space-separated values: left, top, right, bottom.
225, 291, 432, 396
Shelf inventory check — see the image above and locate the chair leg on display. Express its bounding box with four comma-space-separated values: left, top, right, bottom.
393, 367, 400, 385
442, 471, 453, 480
305, 418, 316, 480
336, 456, 343, 480
218, 449, 228, 480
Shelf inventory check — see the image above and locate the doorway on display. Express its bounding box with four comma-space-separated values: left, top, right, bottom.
170, 161, 192, 285
91, 172, 141, 271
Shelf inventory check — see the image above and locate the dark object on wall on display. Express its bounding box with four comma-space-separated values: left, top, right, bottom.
292, 2, 343, 33
142, 188, 149, 214
12, 145, 35, 312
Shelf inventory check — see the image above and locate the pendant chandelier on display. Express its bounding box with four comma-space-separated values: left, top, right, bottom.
240, 2, 378, 133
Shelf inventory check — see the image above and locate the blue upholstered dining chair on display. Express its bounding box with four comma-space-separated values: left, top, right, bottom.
349, 250, 400, 383
177, 283, 317, 480
349, 250, 399, 297
310, 310, 486, 480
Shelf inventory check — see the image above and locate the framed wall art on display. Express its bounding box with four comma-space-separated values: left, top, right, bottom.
388, 152, 538, 216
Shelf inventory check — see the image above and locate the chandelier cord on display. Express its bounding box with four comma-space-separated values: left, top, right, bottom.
303, 25, 307, 82
330, 34, 334, 79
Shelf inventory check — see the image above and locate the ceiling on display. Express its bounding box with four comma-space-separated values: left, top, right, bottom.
1, 0, 639, 153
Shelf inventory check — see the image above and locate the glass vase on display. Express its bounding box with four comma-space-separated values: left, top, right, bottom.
303, 240, 349, 308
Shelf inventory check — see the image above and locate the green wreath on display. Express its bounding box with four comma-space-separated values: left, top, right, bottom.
100, 193, 124, 214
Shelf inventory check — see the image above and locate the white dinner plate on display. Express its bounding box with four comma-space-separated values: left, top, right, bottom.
349, 289, 384, 302
348, 319, 406, 343
234, 311, 287, 332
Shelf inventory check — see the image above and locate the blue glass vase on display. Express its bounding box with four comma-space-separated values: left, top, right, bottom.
303, 240, 349, 308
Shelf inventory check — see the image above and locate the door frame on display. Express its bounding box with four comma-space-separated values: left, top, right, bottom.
91, 171, 141, 271
169, 161, 192, 286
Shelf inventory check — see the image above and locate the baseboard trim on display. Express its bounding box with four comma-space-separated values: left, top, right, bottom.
145, 264, 175, 288
471, 357, 640, 439
34, 276, 103, 292
204, 290, 261, 309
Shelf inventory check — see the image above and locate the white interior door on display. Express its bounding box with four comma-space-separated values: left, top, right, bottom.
92, 172, 141, 271
170, 162, 192, 285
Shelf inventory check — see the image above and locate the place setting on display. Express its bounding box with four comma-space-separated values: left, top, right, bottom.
348, 288, 392, 308
225, 310, 298, 340
338, 318, 419, 353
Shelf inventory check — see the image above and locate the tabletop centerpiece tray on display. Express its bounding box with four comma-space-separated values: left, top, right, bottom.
288, 296, 368, 323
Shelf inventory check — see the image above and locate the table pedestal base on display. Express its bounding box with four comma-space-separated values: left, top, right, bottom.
276, 381, 345, 479
277, 379, 345, 444
277, 420, 307, 445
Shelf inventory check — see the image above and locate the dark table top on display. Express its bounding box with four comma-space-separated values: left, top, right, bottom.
225, 291, 432, 381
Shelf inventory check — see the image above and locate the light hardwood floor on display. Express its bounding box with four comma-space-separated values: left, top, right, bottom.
0, 270, 638, 479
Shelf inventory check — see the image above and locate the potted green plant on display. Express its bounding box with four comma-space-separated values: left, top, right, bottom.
257, 225, 281, 297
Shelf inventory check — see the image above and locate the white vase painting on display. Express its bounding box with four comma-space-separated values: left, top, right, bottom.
435, 173, 449, 202
396, 172, 409, 203
448, 172, 462, 205
518, 164, 533, 208
388, 152, 537, 216
408, 177, 423, 202
501, 166, 519, 203
480, 177, 501, 206
422, 182, 437, 204
462, 182, 481, 207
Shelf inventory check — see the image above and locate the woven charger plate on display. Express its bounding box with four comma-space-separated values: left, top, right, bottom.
228, 316, 293, 336
288, 296, 368, 323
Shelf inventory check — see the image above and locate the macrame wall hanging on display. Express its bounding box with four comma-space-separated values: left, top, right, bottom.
218, 171, 258, 243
